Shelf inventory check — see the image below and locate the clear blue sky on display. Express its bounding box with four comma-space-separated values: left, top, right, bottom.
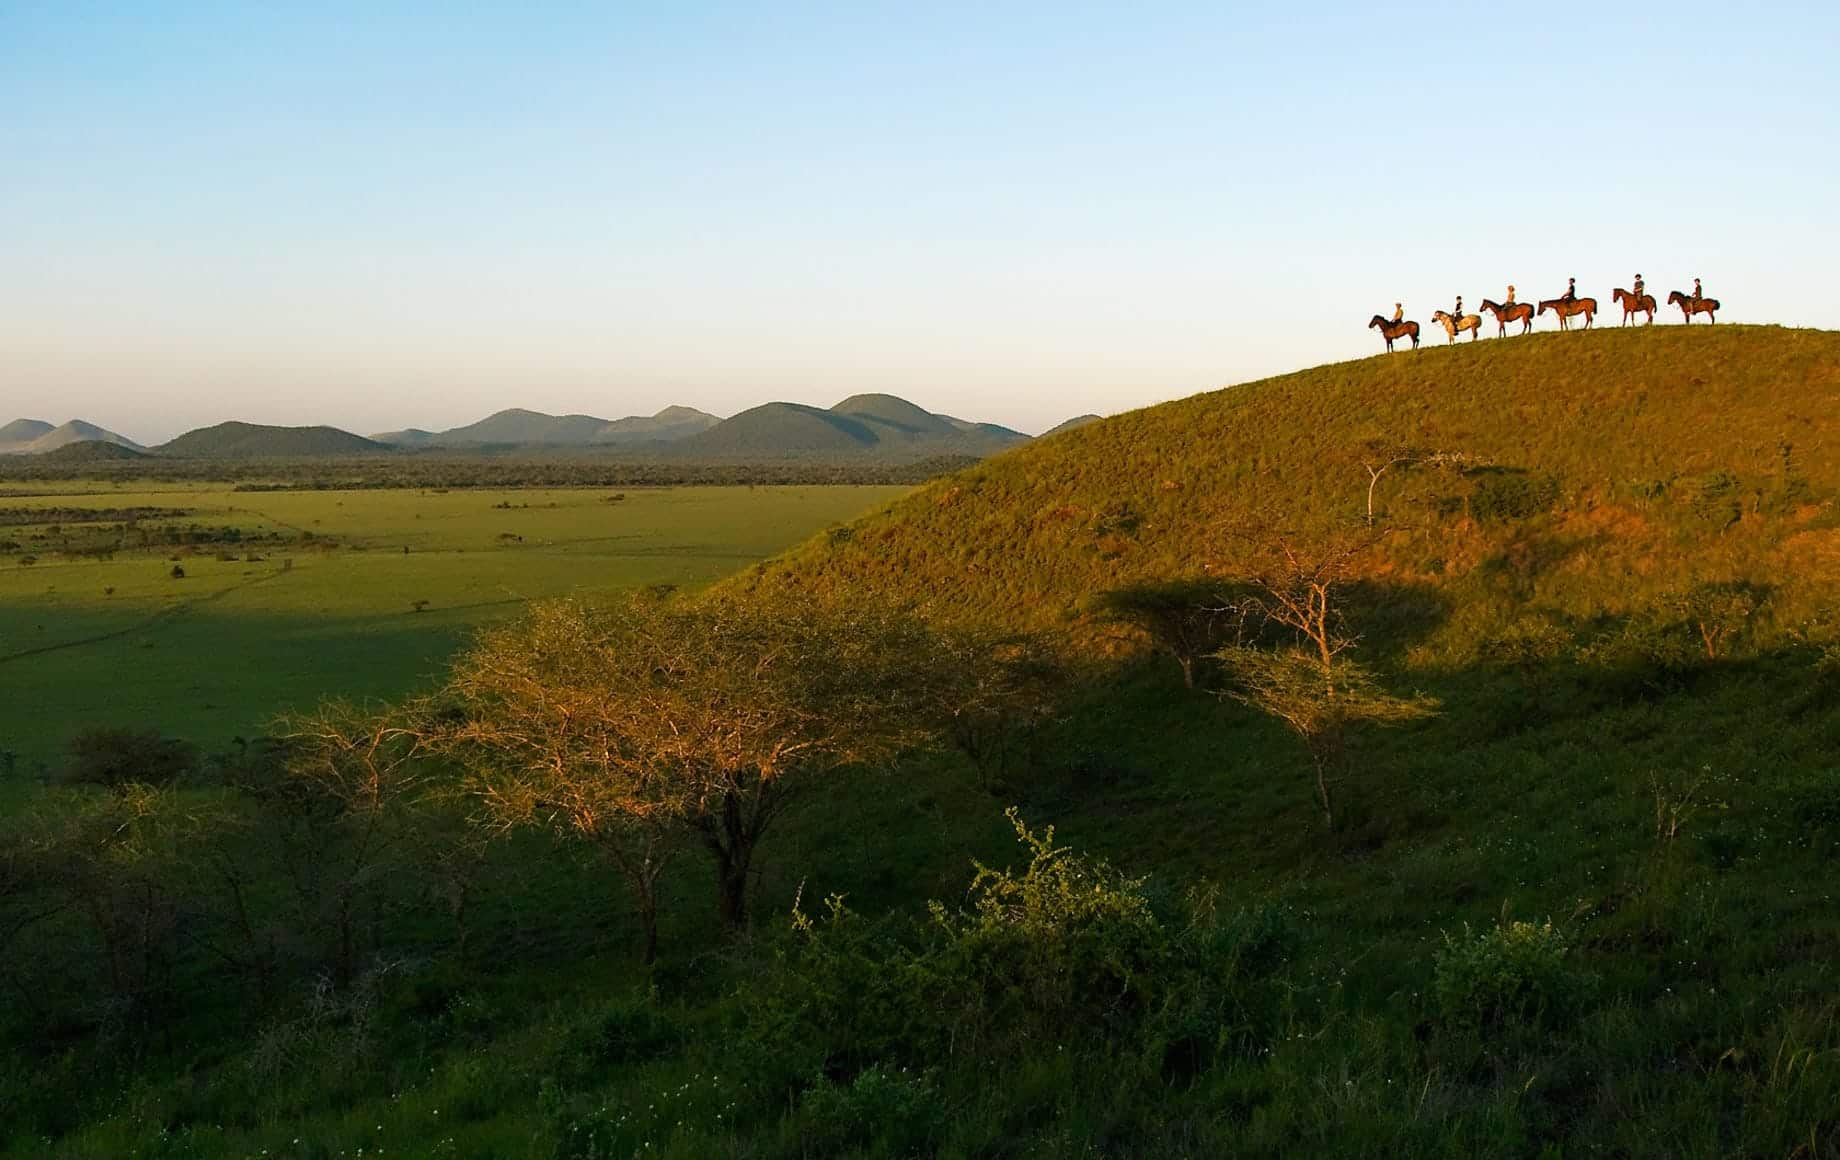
3, 2, 1836, 441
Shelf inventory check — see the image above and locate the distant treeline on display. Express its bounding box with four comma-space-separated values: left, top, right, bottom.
0, 453, 982, 489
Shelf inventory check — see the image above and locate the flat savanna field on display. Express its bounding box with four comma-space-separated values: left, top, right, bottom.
0, 482, 906, 770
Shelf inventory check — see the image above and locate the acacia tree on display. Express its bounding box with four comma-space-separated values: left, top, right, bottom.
1090, 578, 1229, 689
34, 783, 199, 1028
436, 597, 694, 964
242, 704, 427, 989
919, 625, 1062, 789
442, 592, 941, 943
1211, 527, 1435, 831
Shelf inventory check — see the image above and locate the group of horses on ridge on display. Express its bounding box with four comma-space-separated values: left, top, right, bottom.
1367, 283, 1723, 351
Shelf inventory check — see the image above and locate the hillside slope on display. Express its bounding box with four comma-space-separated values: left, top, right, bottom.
745, 325, 1840, 647
156, 421, 387, 458
1040, 413, 1102, 437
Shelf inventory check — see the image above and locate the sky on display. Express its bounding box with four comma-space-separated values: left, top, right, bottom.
2, 2, 1837, 443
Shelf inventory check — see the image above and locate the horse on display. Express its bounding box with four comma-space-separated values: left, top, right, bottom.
1480, 298, 1534, 336
1667, 290, 1720, 324
1537, 296, 1597, 330
1431, 310, 1483, 343
1612, 288, 1656, 326
1368, 315, 1420, 352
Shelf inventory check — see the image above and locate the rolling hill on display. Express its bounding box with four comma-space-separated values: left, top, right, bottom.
0, 419, 143, 455
676, 394, 1030, 461
597, 405, 723, 445
700, 324, 1840, 1152
372, 405, 722, 448
743, 325, 1840, 639
155, 421, 388, 458
0, 419, 54, 447
32, 439, 150, 464
675, 402, 882, 456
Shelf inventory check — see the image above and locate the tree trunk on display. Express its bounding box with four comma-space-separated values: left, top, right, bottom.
700, 788, 760, 933
1178, 655, 1196, 690
335, 889, 354, 990
637, 894, 659, 966
1307, 733, 1337, 833
1313, 756, 1335, 832
712, 842, 751, 932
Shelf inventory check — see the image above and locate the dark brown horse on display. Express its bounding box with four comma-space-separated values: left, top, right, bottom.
1612, 288, 1656, 326
1538, 296, 1597, 330
1368, 314, 1420, 351
1667, 290, 1720, 323
1480, 298, 1534, 336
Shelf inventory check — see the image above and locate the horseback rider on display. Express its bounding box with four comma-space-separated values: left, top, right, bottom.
1563, 277, 1577, 304
1453, 295, 1463, 320
1393, 302, 1404, 323
1505, 284, 1516, 306
1693, 277, 1703, 302
1633, 274, 1644, 300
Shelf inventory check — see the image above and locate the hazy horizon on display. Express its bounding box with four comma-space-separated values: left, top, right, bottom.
5, 3, 1837, 443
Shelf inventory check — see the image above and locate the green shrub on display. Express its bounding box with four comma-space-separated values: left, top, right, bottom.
61, 726, 197, 788
1678, 470, 1742, 527
1434, 919, 1587, 1030
793, 1065, 945, 1157
1670, 580, 1765, 660
554, 992, 683, 1083
1468, 471, 1561, 523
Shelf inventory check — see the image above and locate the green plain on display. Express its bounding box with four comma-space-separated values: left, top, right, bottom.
0, 483, 906, 769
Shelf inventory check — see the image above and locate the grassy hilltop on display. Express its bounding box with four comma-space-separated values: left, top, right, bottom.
8, 326, 1840, 1158
743, 324, 1840, 639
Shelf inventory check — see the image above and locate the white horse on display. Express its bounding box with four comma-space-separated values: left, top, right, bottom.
1431, 310, 1483, 344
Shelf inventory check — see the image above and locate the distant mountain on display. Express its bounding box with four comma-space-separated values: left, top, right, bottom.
678, 403, 880, 457
0, 419, 144, 456
371, 427, 437, 447
594, 405, 722, 445
157, 422, 386, 458
830, 394, 960, 437
426, 408, 614, 447
35, 439, 150, 464
373, 406, 721, 448
0, 419, 55, 446
675, 395, 1029, 461
1040, 414, 1103, 438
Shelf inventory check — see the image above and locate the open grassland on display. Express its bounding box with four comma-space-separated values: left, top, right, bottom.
10, 327, 1840, 1157
0, 483, 906, 769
